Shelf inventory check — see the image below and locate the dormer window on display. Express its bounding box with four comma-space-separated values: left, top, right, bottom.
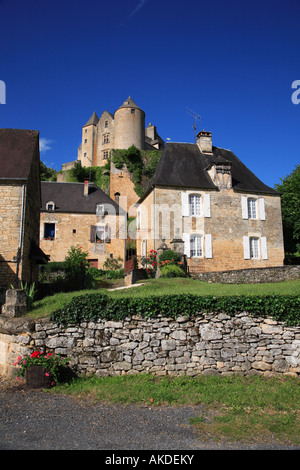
46, 201, 55, 211
96, 204, 104, 216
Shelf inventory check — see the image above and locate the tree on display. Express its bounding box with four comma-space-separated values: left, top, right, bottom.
40, 161, 57, 181
275, 164, 300, 254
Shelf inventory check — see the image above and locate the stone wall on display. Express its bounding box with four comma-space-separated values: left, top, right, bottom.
196, 265, 300, 284
1, 312, 300, 379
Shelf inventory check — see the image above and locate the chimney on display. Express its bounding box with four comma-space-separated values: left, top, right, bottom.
84, 179, 89, 196
197, 130, 212, 154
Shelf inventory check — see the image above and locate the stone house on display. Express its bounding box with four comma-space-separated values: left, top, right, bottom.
40, 181, 127, 269
136, 131, 285, 274
0, 129, 48, 289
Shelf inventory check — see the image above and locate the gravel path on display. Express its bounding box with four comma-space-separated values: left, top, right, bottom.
0, 376, 299, 451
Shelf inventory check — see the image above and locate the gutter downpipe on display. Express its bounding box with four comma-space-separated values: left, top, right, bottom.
15, 184, 26, 288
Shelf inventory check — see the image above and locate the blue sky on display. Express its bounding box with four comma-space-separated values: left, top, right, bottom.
0, 0, 299, 188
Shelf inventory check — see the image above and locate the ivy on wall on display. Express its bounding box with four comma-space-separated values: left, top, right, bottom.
111, 145, 162, 197
63, 146, 162, 198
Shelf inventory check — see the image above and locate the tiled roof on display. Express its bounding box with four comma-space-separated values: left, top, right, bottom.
0, 129, 39, 180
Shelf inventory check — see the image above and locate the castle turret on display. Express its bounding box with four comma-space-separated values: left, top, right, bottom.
80, 111, 99, 167
113, 97, 145, 150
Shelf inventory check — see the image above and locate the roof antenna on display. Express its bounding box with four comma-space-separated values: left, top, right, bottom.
187, 108, 201, 143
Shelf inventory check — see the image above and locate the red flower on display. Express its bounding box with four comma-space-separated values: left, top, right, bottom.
30, 351, 40, 358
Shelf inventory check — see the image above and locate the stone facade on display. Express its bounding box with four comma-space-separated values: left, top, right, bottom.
0, 130, 46, 289
1, 312, 300, 378
136, 134, 285, 274
40, 211, 126, 268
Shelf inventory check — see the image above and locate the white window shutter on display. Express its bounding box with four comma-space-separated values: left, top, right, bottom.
259, 198, 266, 220
204, 194, 211, 218
181, 192, 189, 216
243, 236, 250, 259
182, 233, 190, 257
242, 197, 248, 219
205, 234, 212, 258
261, 237, 268, 259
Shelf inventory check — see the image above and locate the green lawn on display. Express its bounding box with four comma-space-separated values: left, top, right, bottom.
28, 277, 300, 319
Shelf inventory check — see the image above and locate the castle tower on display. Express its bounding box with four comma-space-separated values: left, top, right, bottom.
79, 111, 99, 167
113, 97, 145, 150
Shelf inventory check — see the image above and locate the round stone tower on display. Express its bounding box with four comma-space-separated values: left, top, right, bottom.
113, 97, 145, 150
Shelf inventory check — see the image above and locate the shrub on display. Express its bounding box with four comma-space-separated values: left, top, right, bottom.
160, 264, 185, 278
64, 245, 90, 279
158, 250, 180, 265
50, 293, 300, 326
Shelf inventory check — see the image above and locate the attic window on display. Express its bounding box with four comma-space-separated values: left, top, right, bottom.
96, 204, 105, 216
46, 201, 55, 211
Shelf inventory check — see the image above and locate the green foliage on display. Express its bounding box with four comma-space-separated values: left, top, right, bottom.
158, 250, 180, 265
40, 161, 57, 181
50, 292, 300, 326
275, 163, 300, 253
64, 245, 90, 278
103, 256, 123, 271
68, 161, 110, 193
111, 146, 162, 197
160, 264, 186, 278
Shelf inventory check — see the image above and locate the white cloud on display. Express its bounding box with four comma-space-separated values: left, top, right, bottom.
40, 138, 53, 152
128, 0, 149, 18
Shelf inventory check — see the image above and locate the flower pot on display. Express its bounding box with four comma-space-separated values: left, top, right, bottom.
25, 365, 54, 389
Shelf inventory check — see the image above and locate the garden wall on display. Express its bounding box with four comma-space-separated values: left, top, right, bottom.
195, 265, 300, 284
1, 311, 300, 379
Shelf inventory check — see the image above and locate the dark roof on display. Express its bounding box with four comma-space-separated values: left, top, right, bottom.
83, 111, 99, 127
139, 142, 278, 202
41, 181, 125, 215
117, 96, 144, 112
0, 129, 39, 180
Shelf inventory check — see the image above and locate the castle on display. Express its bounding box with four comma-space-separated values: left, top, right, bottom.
59, 96, 164, 212
62, 96, 164, 171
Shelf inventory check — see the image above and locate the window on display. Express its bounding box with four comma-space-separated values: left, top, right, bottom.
105, 120, 108, 128
249, 237, 259, 259
103, 134, 110, 144
131, 108, 135, 114
242, 197, 265, 220
190, 194, 202, 216
248, 198, 257, 219
46, 201, 55, 211
84, 139, 87, 143
103, 150, 109, 159
90, 225, 110, 243
44, 223, 55, 240
96, 204, 104, 216
190, 235, 203, 257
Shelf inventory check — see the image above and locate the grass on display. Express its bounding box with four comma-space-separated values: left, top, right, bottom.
27, 277, 300, 319
52, 374, 300, 445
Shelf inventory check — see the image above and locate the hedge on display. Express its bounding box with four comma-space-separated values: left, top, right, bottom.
50, 293, 300, 327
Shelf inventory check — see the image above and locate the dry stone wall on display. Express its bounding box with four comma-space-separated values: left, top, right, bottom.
1, 312, 300, 378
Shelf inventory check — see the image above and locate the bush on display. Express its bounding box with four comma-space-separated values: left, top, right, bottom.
160, 264, 185, 278
50, 293, 300, 326
158, 250, 180, 265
